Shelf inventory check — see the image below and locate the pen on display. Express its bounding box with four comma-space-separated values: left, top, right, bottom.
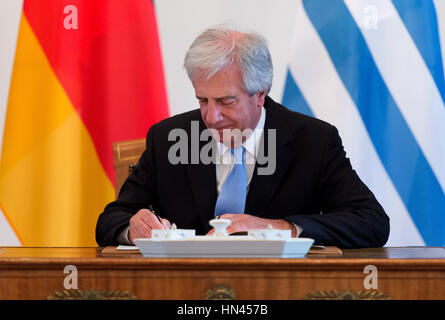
148, 205, 162, 223
149, 204, 171, 229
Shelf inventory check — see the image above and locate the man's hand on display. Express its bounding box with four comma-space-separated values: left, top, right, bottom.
206, 214, 297, 237
128, 208, 171, 244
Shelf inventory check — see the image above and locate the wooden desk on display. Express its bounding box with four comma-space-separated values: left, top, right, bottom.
0, 247, 444, 300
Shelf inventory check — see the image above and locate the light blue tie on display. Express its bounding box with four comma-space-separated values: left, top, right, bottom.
214, 147, 247, 216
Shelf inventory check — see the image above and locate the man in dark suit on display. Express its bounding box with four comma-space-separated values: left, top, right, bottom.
96, 26, 389, 248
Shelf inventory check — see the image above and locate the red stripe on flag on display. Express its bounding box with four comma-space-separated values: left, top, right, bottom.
23, 0, 169, 185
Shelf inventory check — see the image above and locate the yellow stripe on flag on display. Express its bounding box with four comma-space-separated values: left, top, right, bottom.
0, 15, 114, 246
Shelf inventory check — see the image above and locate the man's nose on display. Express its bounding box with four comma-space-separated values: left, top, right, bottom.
205, 102, 223, 125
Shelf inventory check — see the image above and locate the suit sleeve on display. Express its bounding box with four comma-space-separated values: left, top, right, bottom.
95, 125, 159, 246
288, 126, 390, 248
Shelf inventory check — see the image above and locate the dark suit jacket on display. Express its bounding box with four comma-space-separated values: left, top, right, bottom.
96, 96, 389, 248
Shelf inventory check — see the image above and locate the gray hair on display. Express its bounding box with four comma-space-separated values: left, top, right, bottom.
184, 26, 273, 95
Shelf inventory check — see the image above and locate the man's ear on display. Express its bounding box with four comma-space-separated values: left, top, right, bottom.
256, 90, 267, 107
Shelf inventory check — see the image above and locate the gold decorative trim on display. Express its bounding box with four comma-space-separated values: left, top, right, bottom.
302, 289, 392, 300
206, 284, 236, 300
46, 289, 138, 300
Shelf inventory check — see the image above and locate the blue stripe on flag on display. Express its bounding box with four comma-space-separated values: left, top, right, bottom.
282, 70, 314, 117
392, 0, 445, 105
302, 0, 445, 245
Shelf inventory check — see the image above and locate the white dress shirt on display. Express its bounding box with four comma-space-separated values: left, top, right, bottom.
215, 106, 266, 196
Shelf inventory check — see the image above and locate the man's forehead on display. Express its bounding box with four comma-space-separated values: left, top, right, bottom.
193, 65, 246, 97
195, 93, 237, 100
194, 85, 240, 99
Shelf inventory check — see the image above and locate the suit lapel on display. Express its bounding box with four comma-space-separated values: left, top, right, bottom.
187, 162, 217, 228
185, 118, 217, 228
245, 97, 296, 216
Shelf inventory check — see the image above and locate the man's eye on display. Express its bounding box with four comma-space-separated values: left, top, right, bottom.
198, 99, 208, 104
221, 98, 236, 105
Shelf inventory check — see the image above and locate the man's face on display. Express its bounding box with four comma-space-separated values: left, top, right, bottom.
193, 64, 266, 147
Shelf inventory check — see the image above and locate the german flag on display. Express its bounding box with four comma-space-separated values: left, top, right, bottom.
0, 0, 169, 246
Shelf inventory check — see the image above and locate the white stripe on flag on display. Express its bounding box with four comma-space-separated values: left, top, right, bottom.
288, 0, 424, 245
345, 0, 445, 195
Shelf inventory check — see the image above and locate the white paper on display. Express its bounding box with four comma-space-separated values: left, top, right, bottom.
116, 245, 138, 250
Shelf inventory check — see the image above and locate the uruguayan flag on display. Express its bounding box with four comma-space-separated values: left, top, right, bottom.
282, 0, 445, 246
